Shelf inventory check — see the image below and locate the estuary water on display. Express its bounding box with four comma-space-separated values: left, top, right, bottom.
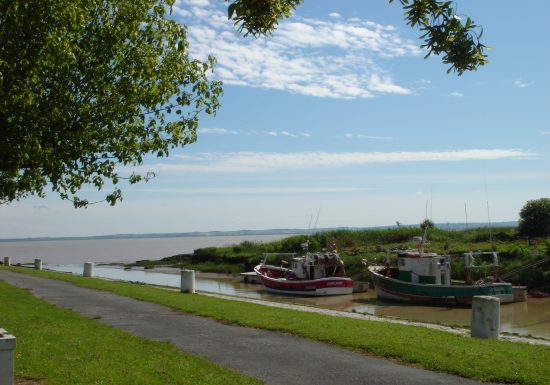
0, 234, 292, 265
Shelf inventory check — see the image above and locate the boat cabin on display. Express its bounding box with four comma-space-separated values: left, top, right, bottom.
291, 252, 343, 280
394, 251, 451, 285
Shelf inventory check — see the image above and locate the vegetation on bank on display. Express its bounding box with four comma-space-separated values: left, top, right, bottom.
3, 266, 550, 385
130, 226, 550, 290
0, 279, 259, 385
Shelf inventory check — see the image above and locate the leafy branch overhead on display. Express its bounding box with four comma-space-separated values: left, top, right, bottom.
227, 0, 488, 75
0, 0, 222, 207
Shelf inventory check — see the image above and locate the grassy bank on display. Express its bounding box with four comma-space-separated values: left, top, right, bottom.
0, 278, 260, 385
3, 266, 550, 385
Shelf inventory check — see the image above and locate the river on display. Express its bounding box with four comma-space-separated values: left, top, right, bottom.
2, 235, 549, 340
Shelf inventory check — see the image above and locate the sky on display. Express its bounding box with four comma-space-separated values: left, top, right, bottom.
1, 0, 549, 238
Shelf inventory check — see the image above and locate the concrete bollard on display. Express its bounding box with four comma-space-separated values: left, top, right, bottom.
83, 262, 94, 277
3, 257, 10, 266
180, 270, 196, 294
471, 296, 500, 339
0, 328, 16, 385
34, 258, 42, 270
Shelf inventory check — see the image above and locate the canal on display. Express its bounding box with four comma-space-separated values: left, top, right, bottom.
47, 263, 550, 340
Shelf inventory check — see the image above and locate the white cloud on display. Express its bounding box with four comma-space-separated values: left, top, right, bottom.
450, 91, 464, 97
199, 127, 239, 135
267, 131, 278, 136
173, 2, 420, 99
143, 149, 536, 174
542, 131, 550, 136
328, 12, 341, 18
514, 79, 529, 88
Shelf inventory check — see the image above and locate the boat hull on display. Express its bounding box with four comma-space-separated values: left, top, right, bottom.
369, 267, 514, 305
254, 265, 353, 296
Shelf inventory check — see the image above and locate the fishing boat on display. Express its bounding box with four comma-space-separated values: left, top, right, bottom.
254, 247, 353, 296
368, 235, 514, 305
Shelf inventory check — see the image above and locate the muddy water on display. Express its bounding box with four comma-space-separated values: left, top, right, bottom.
47, 264, 550, 339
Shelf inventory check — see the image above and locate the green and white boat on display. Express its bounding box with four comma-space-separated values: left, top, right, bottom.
368, 236, 514, 305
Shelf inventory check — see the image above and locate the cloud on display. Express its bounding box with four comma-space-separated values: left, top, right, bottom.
514, 79, 529, 88
542, 131, 550, 136
143, 149, 536, 173
266, 130, 308, 138
449, 91, 463, 97
328, 12, 341, 18
173, 2, 420, 99
199, 127, 239, 135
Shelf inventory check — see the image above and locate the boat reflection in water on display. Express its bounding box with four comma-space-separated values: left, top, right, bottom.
46, 264, 550, 340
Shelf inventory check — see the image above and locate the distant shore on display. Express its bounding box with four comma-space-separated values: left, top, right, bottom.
0, 221, 518, 242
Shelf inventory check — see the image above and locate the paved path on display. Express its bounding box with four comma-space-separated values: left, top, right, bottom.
0, 270, 499, 385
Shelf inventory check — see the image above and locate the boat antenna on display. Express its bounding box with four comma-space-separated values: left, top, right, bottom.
464, 202, 469, 230
484, 178, 494, 246
313, 205, 322, 233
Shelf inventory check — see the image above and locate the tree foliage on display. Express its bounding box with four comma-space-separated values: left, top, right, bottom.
518, 198, 550, 237
0, 0, 222, 207
227, 0, 488, 75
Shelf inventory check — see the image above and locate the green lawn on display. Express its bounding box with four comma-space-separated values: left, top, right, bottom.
3, 266, 550, 385
0, 279, 260, 385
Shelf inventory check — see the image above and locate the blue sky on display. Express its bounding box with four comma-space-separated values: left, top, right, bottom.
2, 0, 549, 238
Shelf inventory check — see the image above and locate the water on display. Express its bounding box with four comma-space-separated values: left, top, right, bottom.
0, 234, 292, 265
46, 264, 550, 339
3, 235, 549, 339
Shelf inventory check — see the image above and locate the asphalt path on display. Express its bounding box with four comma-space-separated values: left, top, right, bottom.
0, 270, 500, 385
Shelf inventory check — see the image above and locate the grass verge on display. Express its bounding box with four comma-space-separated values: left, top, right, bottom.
0, 278, 260, 385
3, 266, 550, 385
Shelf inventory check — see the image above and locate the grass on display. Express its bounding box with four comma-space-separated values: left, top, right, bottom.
0, 279, 260, 385
3, 266, 550, 385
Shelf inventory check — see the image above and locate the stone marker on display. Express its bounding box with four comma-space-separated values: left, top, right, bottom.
0, 328, 16, 385
83, 262, 94, 277
181, 270, 196, 293
471, 296, 500, 339
34, 258, 42, 270
3, 257, 10, 266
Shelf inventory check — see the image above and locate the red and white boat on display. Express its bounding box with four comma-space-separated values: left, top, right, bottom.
254, 251, 353, 296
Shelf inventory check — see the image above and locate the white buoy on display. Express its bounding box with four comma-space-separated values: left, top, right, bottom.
180, 270, 196, 293
3, 257, 10, 266
471, 296, 500, 339
83, 262, 94, 277
34, 258, 42, 271
0, 328, 16, 385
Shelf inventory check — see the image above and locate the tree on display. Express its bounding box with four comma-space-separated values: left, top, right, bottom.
518, 198, 550, 237
420, 218, 435, 230
1, 0, 485, 207
227, 0, 488, 75
0, 0, 222, 207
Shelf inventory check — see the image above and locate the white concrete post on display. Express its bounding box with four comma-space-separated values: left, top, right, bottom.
83, 262, 94, 277
34, 258, 42, 270
0, 328, 16, 385
3, 257, 10, 266
471, 296, 500, 339
180, 270, 196, 293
